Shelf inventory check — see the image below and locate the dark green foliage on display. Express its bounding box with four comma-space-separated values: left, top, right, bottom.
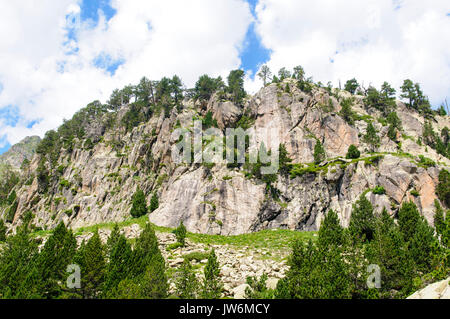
279, 143, 293, 176
284, 239, 352, 299
257, 65, 272, 86
364, 83, 396, 115
36, 159, 50, 194
5, 200, 18, 223
436, 169, 450, 207
366, 210, 416, 297
400, 80, 432, 116
149, 193, 159, 213
346, 145, 360, 159
313, 140, 326, 164
409, 216, 437, 273
398, 201, 421, 241
0, 165, 19, 206
339, 98, 355, 125
363, 122, 380, 151
0, 220, 6, 242
104, 234, 132, 296
387, 111, 402, 141
139, 254, 168, 299
77, 230, 106, 298
174, 221, 187, 246
37, 222, 76, 298
175, 260, 199, 299
245, 273, 274, 299
0, 225, 42, 298
121, 102, 150, 132
438, 105, 447, 116
422, 122, 449, 158
318, 210, 344, 248
277, 67, 291, 81
226, 69, 246, 105
194, 74, 224, 101
130, 188, 148, 218
349, 194, 375, 242
434, 200, 446, 237
202, 111, 218, 128
274, 278, 290, 299
372, 186, 386, 195
201, 249, 223, 299
344, 78, 359, 94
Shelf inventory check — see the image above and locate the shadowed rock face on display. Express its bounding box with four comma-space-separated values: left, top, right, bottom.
3, 81, 450, 234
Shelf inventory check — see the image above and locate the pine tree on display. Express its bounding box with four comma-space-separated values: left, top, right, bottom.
257, 65, 272, 87
363, 123, 380, 152
37, 222, 76, 298
346, 145, 360, 159
174, 221, 187, 246
131, 223, 163, 277
175, 260, 199, 299
0, 219, 6, 242
104, 234, 132, 296
339, 98, 354, 125
434, 200, 446, 237
279, 143, 293, 176
201, 249, 223, 299
349, 194, 375, 242
318, 210, 344, 248
227, 70, 246, 105
79, 230, 106, 298
139, 253, 168, 299
367, 210, 416, 297
398, 201, 421, 241
313, 140, 326, 164
0, 224, 41, 298
130, 188, 148, 218
150, 193, 159, 213
344, 78, 359, 94
285, 239, 352, 299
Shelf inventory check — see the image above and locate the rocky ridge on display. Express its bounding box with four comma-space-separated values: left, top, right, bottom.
2, 80, 449, 235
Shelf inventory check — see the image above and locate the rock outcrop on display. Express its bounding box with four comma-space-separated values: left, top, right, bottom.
2, 80, 449, 235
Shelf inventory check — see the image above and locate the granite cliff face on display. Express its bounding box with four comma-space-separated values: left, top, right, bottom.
2, 81, 449, 235
0, 136, 40, 170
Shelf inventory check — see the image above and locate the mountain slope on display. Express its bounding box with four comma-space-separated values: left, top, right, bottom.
1, 79, 449, 235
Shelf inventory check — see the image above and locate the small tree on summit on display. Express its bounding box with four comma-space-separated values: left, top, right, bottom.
257, 65, 272, 87
130, 188, 148, 218
344, 78, 359, 94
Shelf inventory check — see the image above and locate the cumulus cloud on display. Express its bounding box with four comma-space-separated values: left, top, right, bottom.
247, 0, 450, 106
0, 0, 252, 145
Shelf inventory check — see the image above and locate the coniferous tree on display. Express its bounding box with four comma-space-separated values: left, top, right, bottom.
149, 193, 159, 213
175, 260, 199, 299
201, 249, 223, 299
0, 224, 41, 298
398, 201, 421, 241
37, 222, 76, 298
434, 200, 446, 237
318, 210, 344, 248
346, 145, 360, 159
344, 78, 359, 94
139, 252, 168, 299
363, 123, 380, 152
279, 143, 293, 176
0, 220, 6, 242
339, 98, 355, 125
104, 234, 132, 296
257, 65, 272, 87
227, 70, 246, 105
313, 140, 326, 164
79, 230, 106, 298
174, 221, 187, 246
130, 188, 148, 218
349, 194, 375, 242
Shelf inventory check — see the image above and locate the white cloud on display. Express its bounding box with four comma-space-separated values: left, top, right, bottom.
247, 0, 450, 106
0, 0, 252, 145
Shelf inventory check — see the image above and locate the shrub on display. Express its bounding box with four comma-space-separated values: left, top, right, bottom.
436, 169, 450, 207
313, 140, 326, 164
174, 221, 187, 246
130, 188, 148, 218
372, 186, 386, 195
346, 145, 360, 159
149, 193, 159, 213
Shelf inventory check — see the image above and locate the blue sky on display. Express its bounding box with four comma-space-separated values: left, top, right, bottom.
0, 0, 449, 155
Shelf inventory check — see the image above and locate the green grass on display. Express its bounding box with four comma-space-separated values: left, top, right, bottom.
32, 214, 317, 253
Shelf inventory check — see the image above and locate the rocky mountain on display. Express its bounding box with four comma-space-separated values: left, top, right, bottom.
0, 136, 41, 170
1, 78, 449, 236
